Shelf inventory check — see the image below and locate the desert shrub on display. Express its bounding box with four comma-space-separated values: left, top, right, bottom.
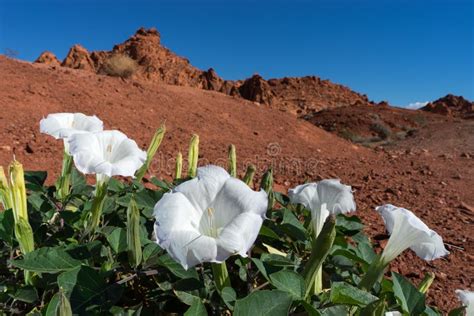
101, 54, 138, 78
370, 121, 392, 139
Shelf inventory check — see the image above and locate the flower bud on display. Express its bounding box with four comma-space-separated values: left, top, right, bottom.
135, 123, 166, 181
260, 168, 274, 209
418, 272, 435, 294
9, 160, 28, 221
127, 197, 142, 268
243, 164, 256, 187
187, 134, 199, 178
175, 152, 183, 180
56, 287, 72, 316
0, 166, 12, 210
228, 144, 237, 177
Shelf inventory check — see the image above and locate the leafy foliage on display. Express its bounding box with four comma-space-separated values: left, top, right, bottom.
0, 166, 454, 315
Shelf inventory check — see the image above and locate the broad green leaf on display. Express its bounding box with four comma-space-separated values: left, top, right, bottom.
259, 225, 281, 240
330, 282, 378, 307
360, 299, 386, 316
157, 254, 198, 279
269, 270, 305, 299
10, 286, 38, 303
58, 265, 122, 314
392, 272, 425, 315
0, 208, 14, 244
105, 227, 127, 254
281, 209, 306, 241
174, 290, 201, 306
184, 299, 208, 316
336, 214, 364, 233
300, 301, 322, 316
233, 290, 293, 316
11, 247, 83, 273
220, 287, 236, 310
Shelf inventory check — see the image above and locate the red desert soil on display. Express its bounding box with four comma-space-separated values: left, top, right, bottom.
0, 56, 473, 311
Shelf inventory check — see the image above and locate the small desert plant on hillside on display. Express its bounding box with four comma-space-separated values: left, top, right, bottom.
101, 53, 138, 78
370, 120, 392, 139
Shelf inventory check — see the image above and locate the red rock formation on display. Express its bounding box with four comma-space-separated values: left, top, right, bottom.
36, 27, 373, 115
61, 45, 95, 71
34, 51, 60, 66
421, 94, 474, 119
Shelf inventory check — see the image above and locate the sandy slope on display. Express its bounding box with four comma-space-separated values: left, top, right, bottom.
0, 56, 473, 311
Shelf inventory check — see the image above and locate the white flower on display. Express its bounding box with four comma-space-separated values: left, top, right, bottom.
456, 289, 474, 316
68, 130, 146, 178
40, 113, 103, 141
377, 204, 449, 263
288, 179, 356, 236
153, 165, 268, 269
385, 312, 402, 316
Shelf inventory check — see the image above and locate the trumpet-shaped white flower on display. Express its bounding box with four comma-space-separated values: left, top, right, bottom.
288, 179, 356, 236
153, 165, 268, 269
40, 113, 103, 144
377, 204, 449, 263
68, 130, 146, 179
456, 290, 474, 316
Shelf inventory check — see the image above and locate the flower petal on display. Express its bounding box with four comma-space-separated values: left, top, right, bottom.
217, 212, 263, 257
174, 165, 230, 212
288, 179, 355, 215
209, 177, 268, 229
68, 130, 146, 177
377, 204, 449, 262
455, 289, 474, 315
40, 113, 103, 139
157, 229, 218, 269
153, 191, 202, 243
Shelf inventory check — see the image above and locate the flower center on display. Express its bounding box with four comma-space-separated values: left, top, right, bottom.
199, 207, 221, 238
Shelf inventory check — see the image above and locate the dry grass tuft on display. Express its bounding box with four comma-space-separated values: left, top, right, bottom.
101, 54, 138, 78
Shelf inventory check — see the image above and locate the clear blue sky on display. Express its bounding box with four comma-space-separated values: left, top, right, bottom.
0, 0, 472, 106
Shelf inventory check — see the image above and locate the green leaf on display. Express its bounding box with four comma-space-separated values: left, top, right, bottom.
157, 254, 198, 279
24, 170, 47, 186
45, 292, 60, 316
0, 208, 14, 244
174, 290, 201, 306
280, 209, 306, 241
234, 290, 293, 316
392, 272, 425, 315
259, 225, 281, 240
58, 265, 122, 314
300, 301, 322, 316
220, 287, 236, 310
330, 282, 378, 307
336, 214, 364, 233
360, 299, 386, 316
10, 247, 83, 273
105, 227, 127, 254
184, 299, 208, 316
10, 286, 38, 303
269, 270, 305, 299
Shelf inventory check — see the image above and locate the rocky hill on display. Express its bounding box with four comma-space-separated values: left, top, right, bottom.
421, 94, 474, 119
34, 27, 372, 115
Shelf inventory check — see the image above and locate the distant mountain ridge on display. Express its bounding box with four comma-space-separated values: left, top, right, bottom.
34, 27, 373, 116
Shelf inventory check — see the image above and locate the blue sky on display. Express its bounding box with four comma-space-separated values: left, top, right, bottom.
0, 0, 472, 106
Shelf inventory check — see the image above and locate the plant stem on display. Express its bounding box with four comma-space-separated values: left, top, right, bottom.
56, 151, 73, 201
358, 255, 387, 291
86, 178, 109, 234
302, 215, 336, 299
211, 262, 231, 292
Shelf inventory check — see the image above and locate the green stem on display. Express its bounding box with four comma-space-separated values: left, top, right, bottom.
56, 151, 73, 201
358, 255, 388, 291
86, 179, 109, 234
303, 215, 336, 299
211, 262, 231, 292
